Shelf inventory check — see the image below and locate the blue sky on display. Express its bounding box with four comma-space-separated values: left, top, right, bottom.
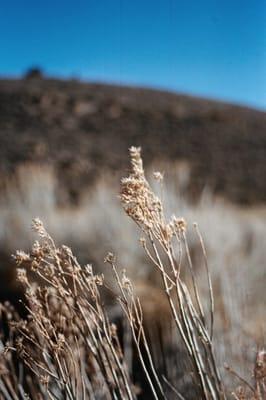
1, 0, 265, 109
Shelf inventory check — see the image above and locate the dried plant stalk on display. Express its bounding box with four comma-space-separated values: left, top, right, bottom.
120, 147, 225, 400
1, 220, 136, 400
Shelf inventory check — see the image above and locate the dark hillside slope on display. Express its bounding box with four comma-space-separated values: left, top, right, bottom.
0, 77, 265, 204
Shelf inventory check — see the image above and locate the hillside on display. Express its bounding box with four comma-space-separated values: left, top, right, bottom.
0, 76, 266, 204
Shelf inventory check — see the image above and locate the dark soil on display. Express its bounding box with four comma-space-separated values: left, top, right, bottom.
0, 76, 265, 204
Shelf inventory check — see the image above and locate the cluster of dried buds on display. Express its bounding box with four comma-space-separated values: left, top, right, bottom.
120, 147, 187, 247
120, 147, 163, 231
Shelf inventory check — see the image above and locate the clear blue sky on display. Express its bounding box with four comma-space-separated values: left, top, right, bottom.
1, 0, 265, 109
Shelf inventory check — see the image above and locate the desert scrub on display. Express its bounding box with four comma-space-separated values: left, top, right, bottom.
0, 148, 264, 399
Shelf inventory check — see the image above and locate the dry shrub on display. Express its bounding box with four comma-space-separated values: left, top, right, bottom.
1, 156, 264, 376
1, 218, 138, 400
0, 148, 265, 399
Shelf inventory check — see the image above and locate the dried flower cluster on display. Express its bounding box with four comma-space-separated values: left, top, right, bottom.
2, 225, 137, 400
120, 147, 164, 232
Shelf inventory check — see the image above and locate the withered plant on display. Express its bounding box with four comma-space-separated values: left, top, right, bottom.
119, 147, 225, 399
0, 147, 264, 400
1, 219, 136, 400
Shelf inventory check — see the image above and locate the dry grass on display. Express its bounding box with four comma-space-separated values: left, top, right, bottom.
0, 148, 265, 399
1, 221, 136, 400
0, 161, 264, 360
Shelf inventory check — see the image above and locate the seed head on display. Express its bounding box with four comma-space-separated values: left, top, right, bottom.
129, 146, 144, 177
32, 218, 47, 237
173, 217, 187, 233
17, 268, 29, 285
120, 147, 163, 231
13, 250, 31, 266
